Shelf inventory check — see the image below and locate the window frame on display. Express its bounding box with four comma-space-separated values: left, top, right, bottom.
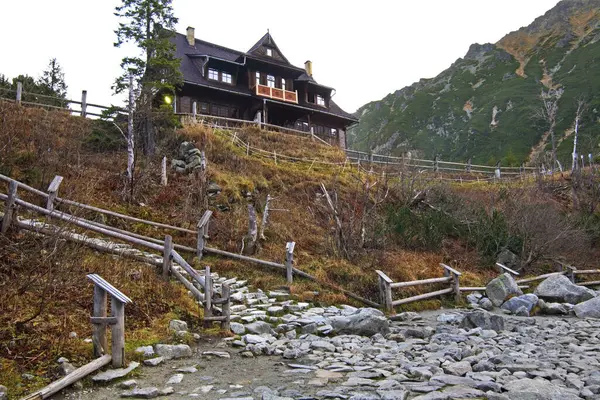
208, 68, 219, 81
266, 48, 273, 57
221, 72, 232, 84
316, 94, 326, 106
267, 74, 276, 88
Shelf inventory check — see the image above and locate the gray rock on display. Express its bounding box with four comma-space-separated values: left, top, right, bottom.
479, 297, 494, 311
154, 344, 192, 359
243, 334, 268, 344
166, 373, 183, 384
202, 351, 230, 358
143, 357, 164, 367
574, 296, 600, 318
329, 308, 390, 336
503, 378, 581, 400
437, 313, 464, 324
119, 380, 138, 389
501, 294, 539, 316
443, 361, 472, 376
377, 390, 408, 400
534, 274, 596, 304
496, 249, 520, 271
135, 346, 154, 357
0, 386, 7, 400
245, 321, 275, 335
311, 340, 336, 352
57, 361, 76, 376
120, 387, 159, 398
540, 302, 570, 315
230, 322, 246, 335
283, 348, 302, 359
460, 310, 504, 332
486, 273, 522, 306
92, 362, 140, 383
168, 319, 188, 332
206, 182, 222, 194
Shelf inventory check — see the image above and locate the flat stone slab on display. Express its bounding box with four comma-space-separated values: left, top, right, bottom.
143, 357, 164, 367
120, 387, 159, 398
202, 351, 231, 358
92, 361, 140, 383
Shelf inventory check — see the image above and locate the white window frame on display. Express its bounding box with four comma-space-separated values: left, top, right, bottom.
316, 94, 325, 106
281, 79, 286, 91
266, 48, 273, 57
222, 72, 232, 84
267, 75, 275, 88
208, 68, 219, 81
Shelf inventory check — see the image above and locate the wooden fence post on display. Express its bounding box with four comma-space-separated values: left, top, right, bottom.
566, 266, 576, 283
163, 235, 173, 279
285, 242, 295, 285
452, 272, 461, 303
16, 81, 22, 104
221, 283, 231, 331
375, 270, 393, 313
196, 210, 213, 259
111, 296, 125, 368
203, 266, 213, 327
92, 285, 108, 357
1, 180, 18, 233
81, 90, 88, 117
46, 175, 63, 212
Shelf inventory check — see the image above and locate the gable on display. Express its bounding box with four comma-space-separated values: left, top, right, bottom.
247, 32, 291, 65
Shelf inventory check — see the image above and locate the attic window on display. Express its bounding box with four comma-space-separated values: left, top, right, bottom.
266, 48, 273, 57
208, 68, 219, 81
316, 94, 325, 106
222, 72, 232, 84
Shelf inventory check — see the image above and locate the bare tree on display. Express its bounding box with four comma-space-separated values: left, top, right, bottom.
572, 97, 587, 172
534, 89, 562, 171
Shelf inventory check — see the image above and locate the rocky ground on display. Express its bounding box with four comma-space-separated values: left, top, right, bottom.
52, 292, 600, 400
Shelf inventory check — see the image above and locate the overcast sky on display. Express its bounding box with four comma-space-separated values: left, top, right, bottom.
0, 0, 559, 113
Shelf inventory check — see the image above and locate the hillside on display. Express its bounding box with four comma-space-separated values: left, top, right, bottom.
348, 0, 600, 166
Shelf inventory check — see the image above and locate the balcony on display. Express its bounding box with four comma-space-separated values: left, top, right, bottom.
255, 83, 298, 104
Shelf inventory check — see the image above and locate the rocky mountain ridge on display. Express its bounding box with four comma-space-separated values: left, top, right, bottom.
348, 0, 600, 165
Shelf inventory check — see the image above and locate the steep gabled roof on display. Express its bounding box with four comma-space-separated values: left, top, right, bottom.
247, 32, 291, 64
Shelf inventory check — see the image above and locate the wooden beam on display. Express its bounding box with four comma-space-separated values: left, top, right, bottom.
496, 262, 520, 276
440, 263, 462, 277
111, 298, 125, 368
46, 175, 63, 212
390, 276, 452, 289
163, 235, 173, 280
221, 283, 231, 331
375, 270, 393, 284
1, 180, 18, 233
92, 286, 107, 357
20, 355, 112, 400
516, 271, 566, 284
285, 242, 295, 284
392, 288, 454, 306
90, 316, 118, 325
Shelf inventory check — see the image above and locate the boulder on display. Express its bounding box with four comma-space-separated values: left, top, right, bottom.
230, 322, 246, 335
486, 273, 522, 306
574, 296, 600, 318
501, 294, 539, 316
534, 274, 596, 304
540, 301, 570, 316
479, 298, 494, 311
496, 249, 520, 271
245, 321, 275, 335
460, 310, 504, 332
0, 385, 7, 400
168, 319, 188, 332
329, 308, 390, 336
503, 378, 581, 400
154, 344, 192, 359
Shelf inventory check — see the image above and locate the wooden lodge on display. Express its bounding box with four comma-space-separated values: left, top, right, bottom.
172, 27, 358, 148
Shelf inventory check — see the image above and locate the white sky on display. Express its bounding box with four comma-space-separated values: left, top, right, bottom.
0, 0, 559, 113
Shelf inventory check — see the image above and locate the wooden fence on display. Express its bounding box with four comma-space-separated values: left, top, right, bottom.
497, 262, 600, 287
0, 173, 377, 310
0, 84, 124, 118
376, 264, 463, 312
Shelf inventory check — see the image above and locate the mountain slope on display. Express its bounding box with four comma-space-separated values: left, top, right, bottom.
349, 0, 600, 166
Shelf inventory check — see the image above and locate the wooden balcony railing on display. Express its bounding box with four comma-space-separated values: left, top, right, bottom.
255, 83, 298, 104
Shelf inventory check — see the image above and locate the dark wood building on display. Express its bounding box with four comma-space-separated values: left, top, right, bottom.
172, 27, 358, 148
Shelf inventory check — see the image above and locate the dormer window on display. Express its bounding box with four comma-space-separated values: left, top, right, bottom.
208, 68, 219, 81
316, 94, 325, 106
222, 72, 232, 84
266, 48, 273, 57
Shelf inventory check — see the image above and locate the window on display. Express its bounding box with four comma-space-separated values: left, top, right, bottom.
200, 102, 209, 114
316, 94, 325, 106
266, 48, 273, 57
222, 72, 232, 84
331, 128, 338, 137
281, 79, 286, 91
208, 68, 219, 81
267, 75, 275, 88
255, 71, 260, 85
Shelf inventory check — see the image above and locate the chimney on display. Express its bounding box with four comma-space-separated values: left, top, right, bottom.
304, 60, 313, 77
186, 26, 195, 46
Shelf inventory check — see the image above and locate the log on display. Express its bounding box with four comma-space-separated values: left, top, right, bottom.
90, 316, 118, 325
390, 276, 452, 289
440, 263, 462, 277
496, 262, 520, 276
205, 246, 286, 270
20, 354, 112, 400
163, 235, 173, 280
578, 280, 600, 287
171, 250, 207, 289
573, 270, 600, 275
1, 179, 17, 233
392, 288, 454, 306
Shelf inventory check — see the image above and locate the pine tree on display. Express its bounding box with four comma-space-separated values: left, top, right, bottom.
113, 0, 182, 155
39, 58, 68, 99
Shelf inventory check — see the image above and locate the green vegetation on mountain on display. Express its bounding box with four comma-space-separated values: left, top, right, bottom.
349, 0, 600, 166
